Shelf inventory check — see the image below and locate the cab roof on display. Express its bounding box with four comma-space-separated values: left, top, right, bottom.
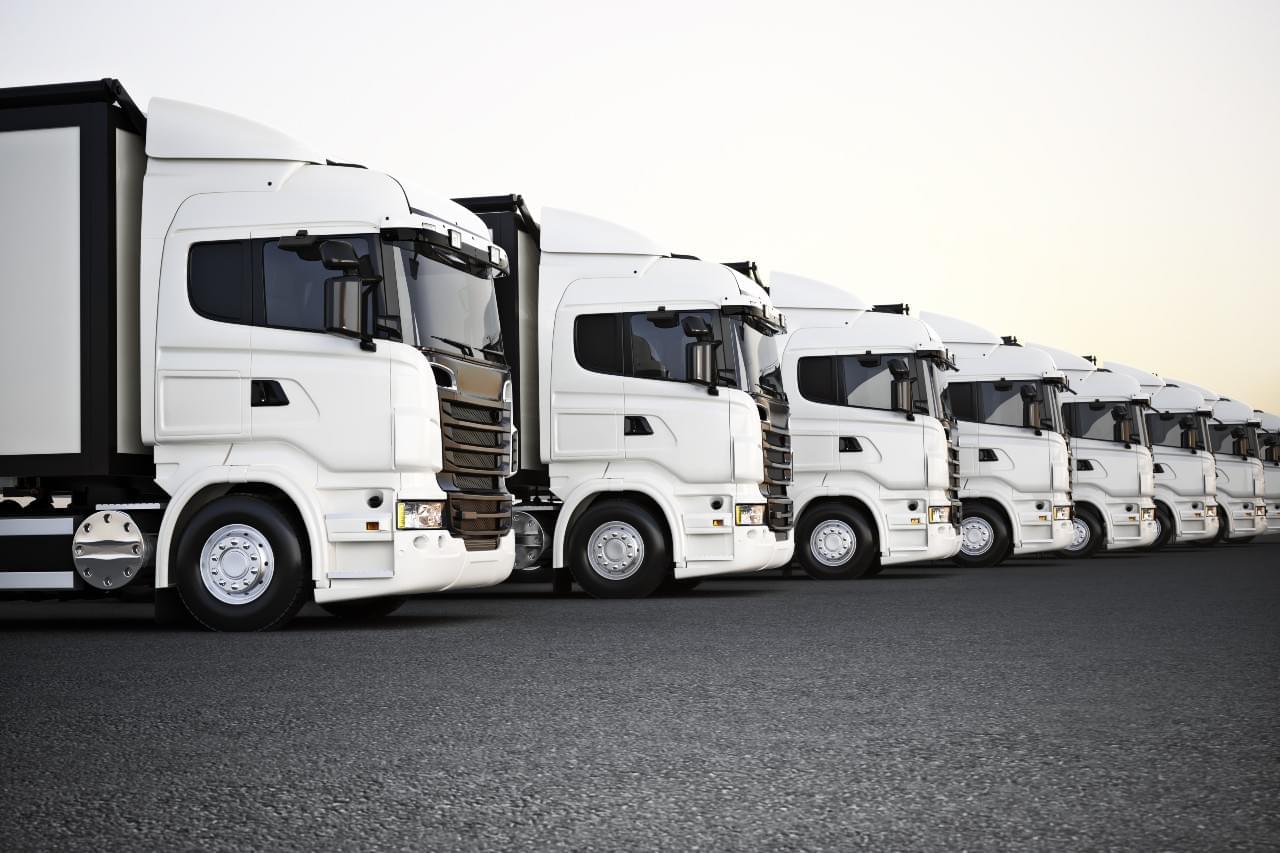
146, 97, 325, 163
539, 207, 668, 256
1106, 362, 1165, 394
1212, 398, 1260, 425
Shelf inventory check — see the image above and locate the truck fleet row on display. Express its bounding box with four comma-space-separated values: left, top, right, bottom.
1, 81, 1271, 629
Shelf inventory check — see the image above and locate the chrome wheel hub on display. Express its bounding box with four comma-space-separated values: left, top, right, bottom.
960, 517, 995, 556
199, 524, 275, 605
1067, 517, 1091, 552
810, 520, 856, 567
587, 522, 645, 581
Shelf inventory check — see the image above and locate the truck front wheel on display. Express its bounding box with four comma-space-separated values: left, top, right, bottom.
568, 500, 670, 598
953, 504, 1012, 568
174, 495, 309, 631
1061, 506, 1104, 559
1150, 504, 1175, 550
796, 505, 878, 579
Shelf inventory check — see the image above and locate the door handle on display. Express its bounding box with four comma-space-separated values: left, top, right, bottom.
251, 379, 290, 407
839, 436, 862, 453
624, 416, 653, 436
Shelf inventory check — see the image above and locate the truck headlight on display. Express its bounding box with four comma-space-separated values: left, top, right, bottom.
1205, 502, 1217, 515
1141, 507, 1156, 522
927, 506, 951, 524
1053, 505, 1072, 521
735, 504, 766, 526
396, 500, 446, 530
1255, 504, 1267, 517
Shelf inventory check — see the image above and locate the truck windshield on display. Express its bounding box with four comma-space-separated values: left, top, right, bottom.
1063, 400, 1147, 445
1146, 411, 1207, 450
733, 319, 785, 399
384, 241, 502, 361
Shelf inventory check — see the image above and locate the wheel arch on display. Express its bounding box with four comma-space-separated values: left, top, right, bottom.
156, 469, 324, 589
552, 483, 679, 569
795, 493, 883, 555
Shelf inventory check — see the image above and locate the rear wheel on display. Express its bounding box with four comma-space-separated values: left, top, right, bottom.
1150, 504, 1175, 551
1062, 506, 1104, 559
174, 495, 309, 632
953, 504, 1011, 568
320, 596, 406, 620
569, 500, 670, 598
796, 505, 878, 579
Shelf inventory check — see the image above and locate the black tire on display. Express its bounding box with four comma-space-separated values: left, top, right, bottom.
1061, 505, 1105, 559
796, 504, 879, 579
1215, 505, 1230, 543
320, 596, 406, 620
174, 495, 309, 631
568, 500, 671, 598
657, 577, 703, 595
953, 503, 1012, 568
1150, 504, 1175, 551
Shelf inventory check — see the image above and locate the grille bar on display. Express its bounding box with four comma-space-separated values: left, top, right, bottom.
438, 383, 513, 549
757, 395, 794, 532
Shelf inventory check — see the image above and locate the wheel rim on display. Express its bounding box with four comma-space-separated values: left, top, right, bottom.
199, 524, 275, 605
586, 522, 645, 581
960, 517, 996, 556
1067, 517, 1091, 552
1154, 515, 1163, 540
809, 520, 857, 567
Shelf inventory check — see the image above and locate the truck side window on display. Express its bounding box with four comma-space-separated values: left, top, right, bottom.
979, 383, 1025, 428
262, 235, 372, 332
946, 382, 979, 422
796, 356, 840, 405
574, 314, 624, 375
188, 241, 250, 324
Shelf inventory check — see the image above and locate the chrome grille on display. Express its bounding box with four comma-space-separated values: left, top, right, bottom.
438, 386, 513, 550
946, 443, 960, 501
758, 396, 794, 531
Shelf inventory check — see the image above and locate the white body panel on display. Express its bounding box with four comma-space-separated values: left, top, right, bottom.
1256, 412, 1280, 530
534, 210, 793, 578
0, 126, 82, 456
773, 275, 959, 566
922, 315, 1073, 556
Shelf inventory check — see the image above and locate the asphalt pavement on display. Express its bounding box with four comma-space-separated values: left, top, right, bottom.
1, 541, 1277, 851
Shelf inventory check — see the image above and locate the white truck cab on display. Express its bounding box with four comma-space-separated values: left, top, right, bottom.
921, 314, 1073, 567
771, 275, 960, 578
1183, 389, 1268, 541
456, 196, 794, 597
1, 80, 514, 630
1030, 346, 1158, 557
1255, 411, 1280, 531
1107, 365, 1220, 547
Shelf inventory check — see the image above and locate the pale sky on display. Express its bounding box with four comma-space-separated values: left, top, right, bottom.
5, 0, 1277, 410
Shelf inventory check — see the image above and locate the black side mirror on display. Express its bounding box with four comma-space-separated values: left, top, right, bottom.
681, 315, 713, 341
320, 239, 361, 272
686, 339, 722, 394
1111, 405, 1128, 422
1179, 415, 1194, 429
887, 359, 913, 416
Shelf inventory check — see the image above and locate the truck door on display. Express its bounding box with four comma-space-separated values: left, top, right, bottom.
620, 312, 731, 484
247, 234, 392, 474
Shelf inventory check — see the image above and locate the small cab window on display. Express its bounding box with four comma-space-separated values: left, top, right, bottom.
188, 241, 249, 323
946, 382, 979, 422
797, 356, 840, 405
575, 314, 624, 375
262, 235, 373, 332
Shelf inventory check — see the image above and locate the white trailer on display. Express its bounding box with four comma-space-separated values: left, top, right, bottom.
0, 80, 515, 629
769, 274, 960, 578
455, 196, 794, 597
1029, 347, 1158, 557
920, 315, 1073, 566
1255, 411, 1280, 532
1106, 365, 1220, 547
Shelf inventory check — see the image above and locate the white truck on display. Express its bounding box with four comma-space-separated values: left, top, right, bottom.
1255, 411, 1280, 532
1029, 346, 1158, 557
769, 274, 960, 578
1106, 365, 1220, 548
0, 80, 515, 630
455, 196, 794, 597
1190, 390, 1268, 542
920, 314, 1073, 567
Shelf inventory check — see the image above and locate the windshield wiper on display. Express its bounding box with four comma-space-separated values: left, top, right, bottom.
429, 335, 475, 357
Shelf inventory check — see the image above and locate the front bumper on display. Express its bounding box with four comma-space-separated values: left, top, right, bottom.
1222, 500, 1268, 539
1169, 498, 1219, 543
314, 529, 514, 604
677, 524, 793, 580
881, 521, 961, 566
1104, 500, 1159, 551
1011, 499, 1074, 556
